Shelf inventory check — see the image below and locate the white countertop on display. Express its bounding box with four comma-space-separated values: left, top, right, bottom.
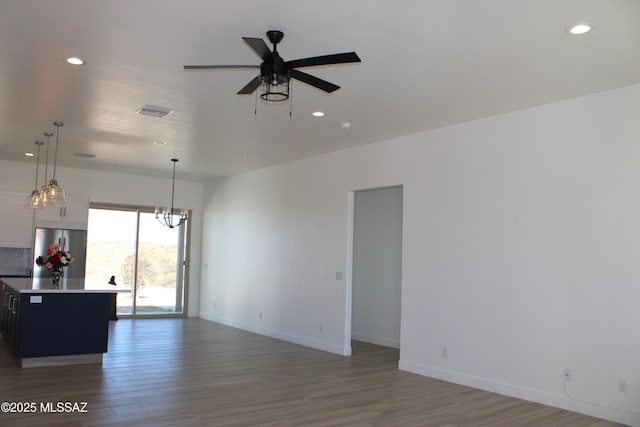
1, 277, 131, 294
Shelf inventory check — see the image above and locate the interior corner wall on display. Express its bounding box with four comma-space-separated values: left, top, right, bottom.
200, 83, 640, 426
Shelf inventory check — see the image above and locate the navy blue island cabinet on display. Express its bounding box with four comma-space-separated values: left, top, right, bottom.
1, 278, 124, 367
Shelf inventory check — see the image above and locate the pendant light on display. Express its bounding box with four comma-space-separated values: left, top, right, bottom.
155, 158, 188, 228
45, 121, 66, 207
23, 140, 45, 208
39, 131, 52, 207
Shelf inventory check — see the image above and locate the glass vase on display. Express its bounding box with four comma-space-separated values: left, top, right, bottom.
50, 270, 62, 289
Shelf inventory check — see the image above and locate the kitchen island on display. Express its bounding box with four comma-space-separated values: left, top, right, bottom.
0, 277, 129, 367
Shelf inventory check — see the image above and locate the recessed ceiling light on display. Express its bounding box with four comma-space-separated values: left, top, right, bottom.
312, 111, 325, 117
25, 152, 35, 157
66, 57, 85, 65
153, 140, 167, 146
340, 122, 352, 129
568, 23, 592, 35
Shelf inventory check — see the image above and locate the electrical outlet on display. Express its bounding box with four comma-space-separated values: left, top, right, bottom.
618, 378, 628, 393
442, 346, 448, 358
319, 323, 324, 333
259, 312, 263, 320
563, 368, 572, 382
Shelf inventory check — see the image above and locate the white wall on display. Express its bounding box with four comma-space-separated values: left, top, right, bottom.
200, 83, 640, 425
0, 162, 203, 317
352, 186, 403, 349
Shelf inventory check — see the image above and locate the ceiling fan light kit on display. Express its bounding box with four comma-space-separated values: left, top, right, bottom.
184, 30, 361, 103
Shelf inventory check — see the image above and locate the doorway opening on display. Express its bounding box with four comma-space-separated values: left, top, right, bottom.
86, 204, 189, 317
348, 186, 403, 356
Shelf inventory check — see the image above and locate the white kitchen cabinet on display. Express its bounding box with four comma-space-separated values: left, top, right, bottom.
34, 195, 89, 230
0, 192, 34, 248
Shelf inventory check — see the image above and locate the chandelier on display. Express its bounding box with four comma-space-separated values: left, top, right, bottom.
155, 158, 187, 228
24, 122, 67, 209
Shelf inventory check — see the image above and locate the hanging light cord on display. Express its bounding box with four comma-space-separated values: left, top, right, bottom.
42, 133, 51, 189
33, 141, 43, 190
170, 158, 178, 216
52, 122, 63, 180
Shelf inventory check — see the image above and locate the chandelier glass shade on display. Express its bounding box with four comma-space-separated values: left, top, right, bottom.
155, 158, 187, 229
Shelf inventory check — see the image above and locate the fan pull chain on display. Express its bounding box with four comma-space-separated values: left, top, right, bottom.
254, 89, 258, 115
289, 82, 293, 118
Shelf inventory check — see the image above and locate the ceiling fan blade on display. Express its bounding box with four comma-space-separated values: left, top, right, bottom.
290, 69, 340, 93
237, 75, 262, 94
184, 64, 260, 70
242, 37, 274, 62
286, 52, 361, 69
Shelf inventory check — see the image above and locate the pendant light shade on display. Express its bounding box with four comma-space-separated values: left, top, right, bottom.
23, 140, 45, 208
46, 179, 65, 206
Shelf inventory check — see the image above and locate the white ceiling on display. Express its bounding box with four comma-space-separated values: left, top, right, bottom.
1, 0, 639, 182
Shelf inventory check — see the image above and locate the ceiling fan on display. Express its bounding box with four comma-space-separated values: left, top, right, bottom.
183, 30, 361, 101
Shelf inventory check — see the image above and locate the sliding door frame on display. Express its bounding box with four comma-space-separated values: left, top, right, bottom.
89, 202, 190, 318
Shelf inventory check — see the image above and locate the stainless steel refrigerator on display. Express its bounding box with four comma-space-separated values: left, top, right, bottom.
33, 228, 87, 283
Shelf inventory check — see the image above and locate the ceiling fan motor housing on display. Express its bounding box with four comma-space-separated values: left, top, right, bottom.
260, 54, 289, 85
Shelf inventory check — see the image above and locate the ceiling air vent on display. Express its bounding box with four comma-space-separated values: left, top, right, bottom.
75, 152, 96, 158
136, 105, 173, 118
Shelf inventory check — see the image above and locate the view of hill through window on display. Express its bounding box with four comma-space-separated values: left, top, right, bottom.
86, 241, 178, 288
86, 208, 184, 315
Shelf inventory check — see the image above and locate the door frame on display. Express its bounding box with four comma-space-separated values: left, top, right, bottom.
344, 185, 404, 356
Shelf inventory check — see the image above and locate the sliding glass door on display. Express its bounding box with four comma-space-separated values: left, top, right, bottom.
86, 208, 137, 316
135, 211, 185, 314
86, 205, 188, 317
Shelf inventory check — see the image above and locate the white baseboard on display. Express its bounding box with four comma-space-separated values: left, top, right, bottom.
351, 331, 399, 349
398, 359, 640, 427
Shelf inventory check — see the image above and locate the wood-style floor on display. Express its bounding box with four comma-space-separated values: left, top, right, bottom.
0, 318, 621, 426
